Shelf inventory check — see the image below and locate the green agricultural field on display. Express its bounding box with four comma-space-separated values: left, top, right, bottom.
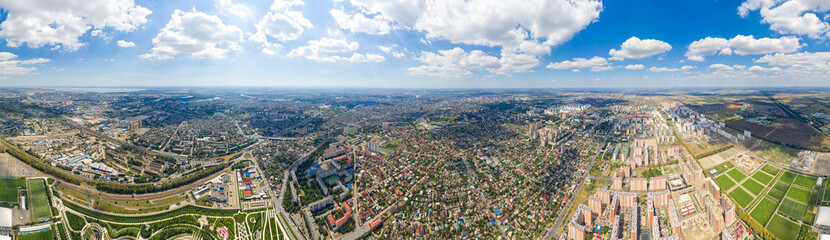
794, 175, 818, 188
768, 214, 801, 240
727, 169, 747, 182
768, 181, 791, 201
743, 178, 765, 196
787, 186, 812, 203
28, 179, 52, 219
0, 189, 17, 203
18, 230, 54, 240
730, 187, 754, 209
780, 171, 797, 183
778, 198, 807, 220
750, 198, 778, 226
752, 171, 775, 185
715, 175, 737, 191
761, 164, 781, 175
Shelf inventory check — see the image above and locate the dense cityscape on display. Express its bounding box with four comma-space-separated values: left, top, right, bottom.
2, 0, 830, 239
0, 88, 826, 240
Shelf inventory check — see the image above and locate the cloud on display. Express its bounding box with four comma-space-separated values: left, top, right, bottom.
288, 37, 383, 63
215, 0, 252, 18
755, 52, 830, 72
748, 65, 782, 72
0, 52, 50, 75
142, 10, 243, 60
330, 9, 391, 35
250, 0, 312, 55
0, 0, 151, 51
649, 66, 679, 72
378, 45, 406, 58
608, 37, 672, 61
685, 35, 801, 61
625, 64, 645, 70
738, 0, 830, 38
408, 47, 539, 78
270, 0, 304, 11
685, 37, 730, 61
346, 0, 602, 76
116, 40, 135, 48
709, 63, 735, 71
547, 56, 608, 70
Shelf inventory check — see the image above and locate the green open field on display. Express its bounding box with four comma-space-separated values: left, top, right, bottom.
750, 197, 777, 225
794, 175, 818, 188
0, 178, 19, 188
768, 181, 791, 201
727, 169, 747, 182
778, 198, 807, 220
28, 179, 52, 219
787, 187, 812, 203
743, 178, 766, 196
730, 187, 754, 209
761, 164, 781, 175
715, 175, 737, 191
825, 179, 830, 201
712, 162, 735, 174
18, 230, 54, 240
752, 171, 775, 185
0, 189, 17, 203
768, 214, 801, 239
779, 171, 797, 183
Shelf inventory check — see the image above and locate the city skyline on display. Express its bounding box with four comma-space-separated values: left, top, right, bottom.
0, 0, 829, 88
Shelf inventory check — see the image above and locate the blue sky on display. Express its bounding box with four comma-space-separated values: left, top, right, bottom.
0, 0, 829, 88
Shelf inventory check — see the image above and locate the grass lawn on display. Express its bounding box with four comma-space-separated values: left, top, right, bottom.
727, 169, 747, 182
18, 230, 54, 240
715, 175, 737, 191
778, 198, 807, 221
750, 197, 778, 226
0, 178, 18, 188
28, 179, 52, 219
825, 179, 830, 201
787, 187, 812, 203
768, 181, 791, 201
730, 187, 754, 209
743, 178, 766, 196
0, 189, 17, 203
768, 214, 801, 239
752, 171, 775, 185
712, 162, 735, 174
761, 164, 781, 175
794, 175, 818, 188
779, 171, 797, 183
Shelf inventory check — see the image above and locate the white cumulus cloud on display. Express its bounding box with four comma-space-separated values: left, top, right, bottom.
625, 64, 645, 70
608, 37, 672, 61
215, 0, 252, 18
288, 37, 383, 63
331, 9, 391, 35
0, 0, 151, 51
116, 40, 135, 48
547, 56, 608, 70
142, 10, 243, 60
0, 52, 50, 75
738, 0, 830, 38
345, 0, 603, 76
408, 48, 540, 78
250, 0, 312, 55
685, 35, 801, 61
649, 66, 679, 72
